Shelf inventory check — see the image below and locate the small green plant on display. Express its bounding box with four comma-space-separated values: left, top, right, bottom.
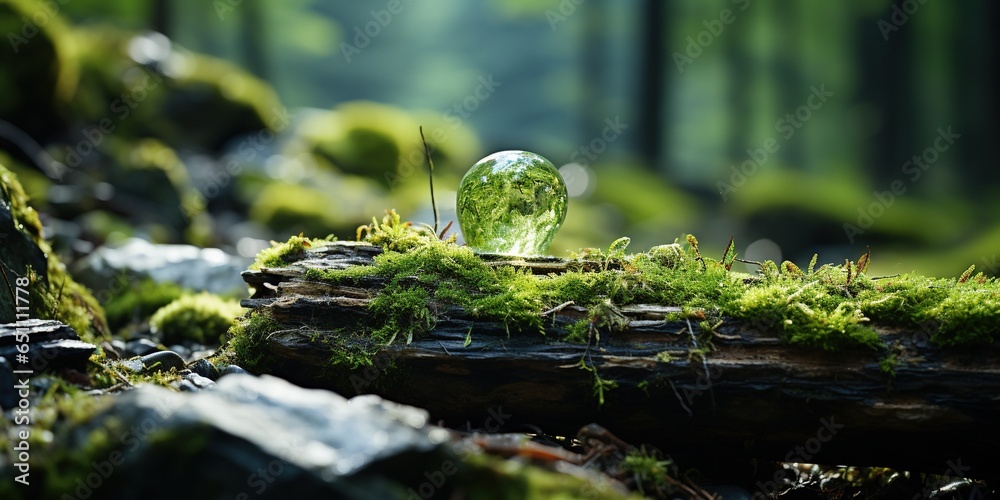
578, 358, 618, 406
622, 447, 676, 497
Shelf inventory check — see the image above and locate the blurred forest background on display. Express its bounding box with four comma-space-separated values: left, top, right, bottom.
1, 0, 997, 277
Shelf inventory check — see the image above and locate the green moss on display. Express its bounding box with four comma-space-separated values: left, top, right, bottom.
248, 183, 349, 238
250, 234, 328, 270
149, 292, 244, 345
927, 281, 1000, 346
226, 310, 279, 372
0, 163, 108, 342
236, 211, 1000, 400
104, 278, 188, 332
579, 359, 618, 407
622, 448, 676, 497
0, 381, 115, 499
563, 318, 592, 344
455, 451, 639, 499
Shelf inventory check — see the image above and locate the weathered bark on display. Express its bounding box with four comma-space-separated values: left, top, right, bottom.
240, 242, 1000, 479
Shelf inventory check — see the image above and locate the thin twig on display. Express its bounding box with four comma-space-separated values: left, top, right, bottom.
541, 300, 576, 316
419, 126, 439, 234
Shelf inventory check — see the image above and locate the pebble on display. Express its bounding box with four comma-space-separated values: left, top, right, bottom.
124, 338, 160, 357
176, 379, 200, 392
120, 358, 144, 373
188, 358, 220, 380
140, 351, 186, 373
184, 372, 216, 389
219, 364, 249, 377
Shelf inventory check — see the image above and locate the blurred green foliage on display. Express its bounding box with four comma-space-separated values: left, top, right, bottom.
0, 0, 996, 279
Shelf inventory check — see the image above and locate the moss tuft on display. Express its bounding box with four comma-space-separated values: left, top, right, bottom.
250, 235, 329, 270
226, 311, 279, 372
149, 292, 244, 345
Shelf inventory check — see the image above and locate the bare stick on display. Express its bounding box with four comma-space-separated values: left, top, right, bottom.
419, 126, 439, 235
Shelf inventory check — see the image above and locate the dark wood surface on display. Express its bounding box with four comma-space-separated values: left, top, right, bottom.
240, 242, 1000, 479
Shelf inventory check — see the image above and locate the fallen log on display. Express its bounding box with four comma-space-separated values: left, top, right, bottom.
233, 239, 1000, 480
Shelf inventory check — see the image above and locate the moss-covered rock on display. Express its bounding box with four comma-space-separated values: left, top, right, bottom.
149, 292, 244, 345
67, 26, 282, 153
229, 210, 1000, 378
0, 0, 77, 141
0, 163, 107, 342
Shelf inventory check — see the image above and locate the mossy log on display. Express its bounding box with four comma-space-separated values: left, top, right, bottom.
238, 241, 1000, 479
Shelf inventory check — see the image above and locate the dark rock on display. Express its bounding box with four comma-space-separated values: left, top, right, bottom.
0, 166, 107, 338
124, 338, 160, 357
0, 356, 15, 409
74, 375, 458, 498
0, 320, 96, 372
219, 364, 248, 377
140, 351, 186, 373
111, 339, 127, 353
73, 237, 251, 296
188, 358, 220, 380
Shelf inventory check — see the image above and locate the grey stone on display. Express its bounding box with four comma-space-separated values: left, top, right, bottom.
73, 375, 457, 498
140, 351, 186, 373
119, 358, 143, 373
188, 358, 220, 380
72, 237, 251, 296
175, 379, 200, 392
183, 372, 216, 389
